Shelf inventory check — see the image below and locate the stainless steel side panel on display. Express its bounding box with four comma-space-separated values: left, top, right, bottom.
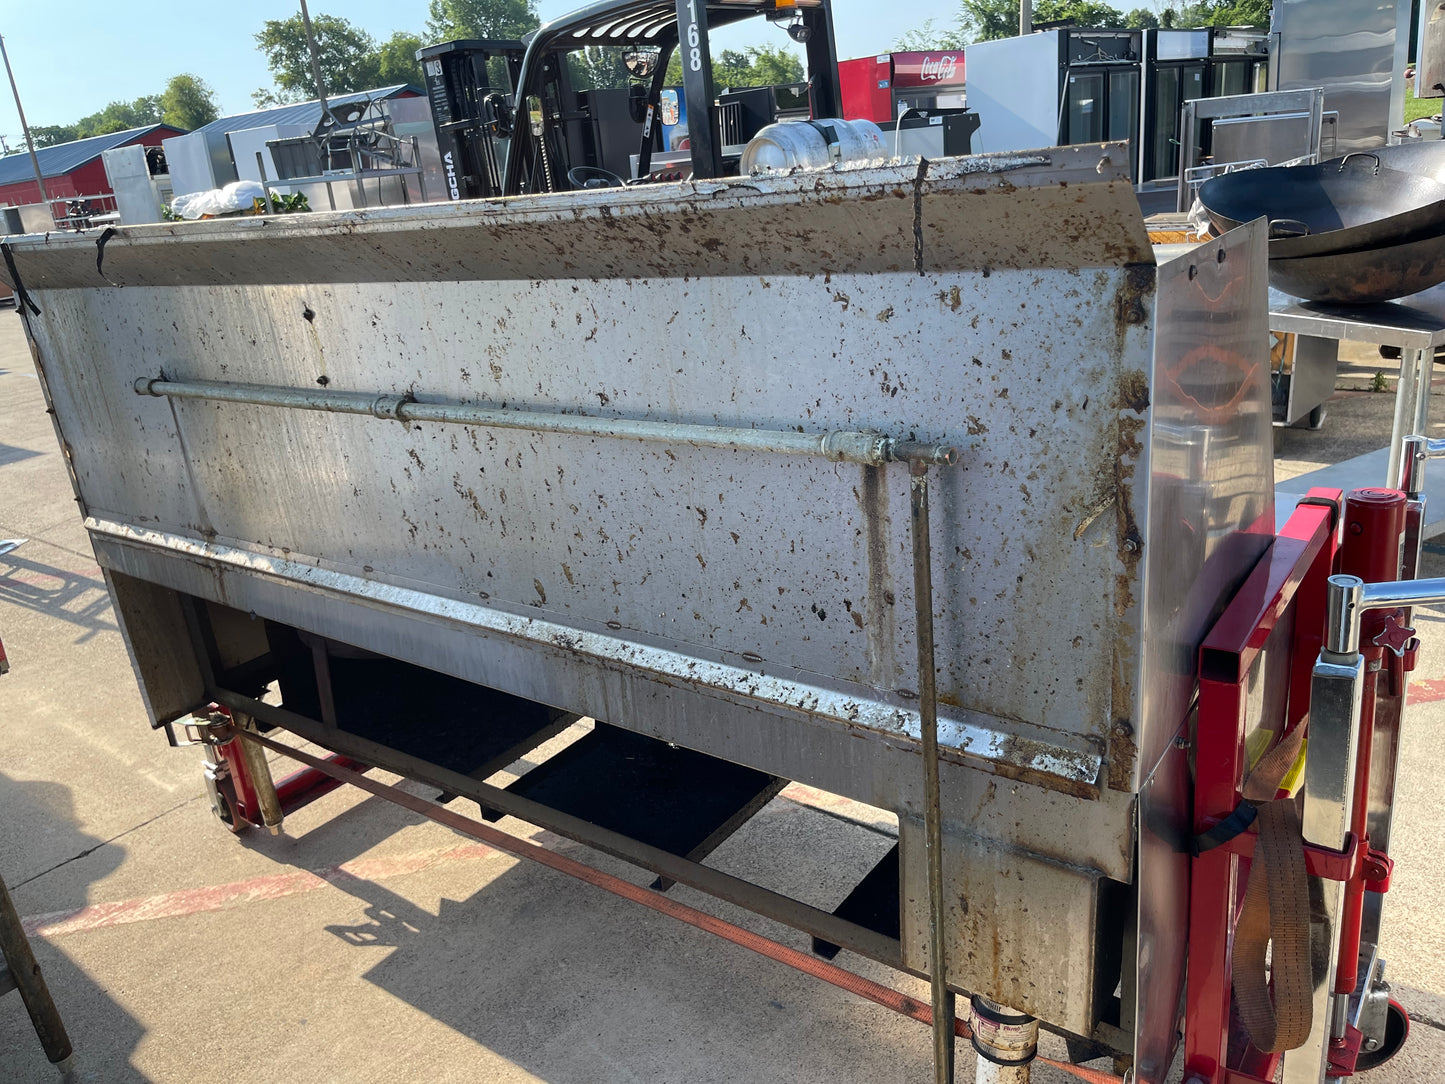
1271, 0, 1407, 152
1133, 222, 1274, 1081
899, 813, 1103, 1034
11, 149, 1155, 799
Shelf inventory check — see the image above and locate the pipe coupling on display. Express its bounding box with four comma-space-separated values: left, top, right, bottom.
969, 996, 1039, 1066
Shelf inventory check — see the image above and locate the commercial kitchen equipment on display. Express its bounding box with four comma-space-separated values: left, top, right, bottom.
1271, 0, 1408, 154
965, 29, 1141, 163
0, 1, 1428, 1082
838, 51, 967, 121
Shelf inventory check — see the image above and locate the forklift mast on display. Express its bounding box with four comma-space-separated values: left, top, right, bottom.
420, 0, 841, 198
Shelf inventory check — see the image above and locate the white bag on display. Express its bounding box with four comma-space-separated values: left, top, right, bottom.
169, 180, 268, 220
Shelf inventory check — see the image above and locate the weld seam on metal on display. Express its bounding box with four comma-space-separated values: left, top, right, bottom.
133, 377, 958, 466
84, 517, 1099, 785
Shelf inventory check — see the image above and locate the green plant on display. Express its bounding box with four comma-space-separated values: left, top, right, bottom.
253, 190, 312, 214
1371, 370, 1389, 393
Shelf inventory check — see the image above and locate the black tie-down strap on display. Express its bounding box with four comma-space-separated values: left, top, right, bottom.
1191, 799, 1258, 857
1, 242, 40, 316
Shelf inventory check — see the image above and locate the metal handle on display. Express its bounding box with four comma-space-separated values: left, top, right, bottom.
1268, 217, 1311, 239
1338, 152, 1382, 175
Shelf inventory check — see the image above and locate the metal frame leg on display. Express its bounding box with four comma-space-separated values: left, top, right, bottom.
0, 872, 73, 1069
1386, 348, 1428, 485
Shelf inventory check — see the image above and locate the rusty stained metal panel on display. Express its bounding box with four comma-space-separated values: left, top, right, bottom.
5, 146, 1152, 291
26, 256, 1144, 789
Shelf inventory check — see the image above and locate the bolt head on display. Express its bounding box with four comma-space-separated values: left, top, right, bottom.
1364, 1038, 1381, 1051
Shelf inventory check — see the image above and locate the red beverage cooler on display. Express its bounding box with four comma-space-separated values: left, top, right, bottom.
839, 51, 966, 122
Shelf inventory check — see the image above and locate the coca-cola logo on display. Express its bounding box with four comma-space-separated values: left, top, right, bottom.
920, 55, 959, 84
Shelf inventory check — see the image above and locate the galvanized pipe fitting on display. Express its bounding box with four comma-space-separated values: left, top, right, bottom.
134, 376, 960, 468
970, 995, 1038, 1082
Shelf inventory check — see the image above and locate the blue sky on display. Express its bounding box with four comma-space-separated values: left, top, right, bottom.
1, 1, 965, 132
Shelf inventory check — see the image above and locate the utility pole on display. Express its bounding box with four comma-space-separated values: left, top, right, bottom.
1020, 0, 1033, 36
297, 0, 335, 128
0, 33, 52, 223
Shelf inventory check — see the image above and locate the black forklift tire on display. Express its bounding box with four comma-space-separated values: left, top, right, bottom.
1355, 998, 1409, 1071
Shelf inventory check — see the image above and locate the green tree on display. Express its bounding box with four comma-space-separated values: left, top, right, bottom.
160, 74, 220, 130
663, 44, 804, 89
426, 0, 540, 41
71, 96, 162, 139
959, 0, 1022, 41
895, 18, 968, 50
1033, 0, 1127, 25
253, 13, 382, 106
1123, 7, 1160, 26
27, 125, 79, 148
375, 31, 426, 86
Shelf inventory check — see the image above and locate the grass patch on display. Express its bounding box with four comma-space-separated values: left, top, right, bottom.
1406, 81, 1441, 124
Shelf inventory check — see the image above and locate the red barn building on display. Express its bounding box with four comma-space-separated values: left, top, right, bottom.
0, 124, 183, 227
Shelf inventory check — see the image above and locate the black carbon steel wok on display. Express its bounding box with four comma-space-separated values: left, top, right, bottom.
1270, 229, 1445, 303
1200, 152, 1445, 259
1324, 140, 1445, 184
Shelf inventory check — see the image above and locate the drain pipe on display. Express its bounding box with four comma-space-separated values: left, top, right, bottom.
970, 996, 1039, 1083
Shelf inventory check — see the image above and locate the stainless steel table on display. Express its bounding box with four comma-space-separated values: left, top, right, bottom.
1271, 285, 1445, 533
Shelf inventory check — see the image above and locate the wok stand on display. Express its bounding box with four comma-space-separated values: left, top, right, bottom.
1273, 283, 1445, 532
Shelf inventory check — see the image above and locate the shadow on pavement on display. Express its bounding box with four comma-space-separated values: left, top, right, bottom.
270, 802, 929, 1084
0, 552, 116, 643
0, 772, 152, 1083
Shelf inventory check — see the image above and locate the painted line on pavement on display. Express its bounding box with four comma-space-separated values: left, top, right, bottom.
23, 842, 501, 939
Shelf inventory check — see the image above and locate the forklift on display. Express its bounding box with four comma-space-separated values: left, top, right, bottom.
418, 0, 843, 198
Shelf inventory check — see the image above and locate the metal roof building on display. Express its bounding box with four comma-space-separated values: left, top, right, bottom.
182, 85, 421, 141
162, 85, 422, 197
0, 124, 184, 211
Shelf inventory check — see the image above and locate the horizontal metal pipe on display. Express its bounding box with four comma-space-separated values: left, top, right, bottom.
135, 377, 959, 467
1326, 572, 1445, 657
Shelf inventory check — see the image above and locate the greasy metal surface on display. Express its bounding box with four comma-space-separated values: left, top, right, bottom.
15, 148, 1152, 796
899, 811, 1103, 1035
12, 144, 1273, 1038
1132, 223, 1275, 1079
3, 147, 1152, 289
134, 376, 958, 466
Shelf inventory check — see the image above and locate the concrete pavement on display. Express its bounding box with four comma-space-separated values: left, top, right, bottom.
2, 306, 1443, 1083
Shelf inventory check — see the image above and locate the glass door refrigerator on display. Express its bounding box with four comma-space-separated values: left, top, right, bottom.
1139, 29, 1210, 185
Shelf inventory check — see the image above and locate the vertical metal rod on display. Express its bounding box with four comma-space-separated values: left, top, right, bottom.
296, 0, 334, 129
254, 153, 276, 215
412, 136, 427, 202
910, 459, 955, 1084
0, 872, 72, 1067
1413, 346, 1435, 438
1386, 348, 1424, 486
233, 713, 284, 834
1019, 0, 1032, 36
0, 34, 52, 225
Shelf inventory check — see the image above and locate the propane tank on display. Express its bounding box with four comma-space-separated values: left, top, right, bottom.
740, 118, 888, 175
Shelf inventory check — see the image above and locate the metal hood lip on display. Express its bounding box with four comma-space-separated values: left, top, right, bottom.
0, 141, 1145, 258
84, 514, 1104, 794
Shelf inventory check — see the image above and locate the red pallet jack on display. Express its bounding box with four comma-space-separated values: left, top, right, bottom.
1184, 454, 1434, 1081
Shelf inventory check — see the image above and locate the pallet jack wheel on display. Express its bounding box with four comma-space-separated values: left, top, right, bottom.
1355, 998, 1409, 1071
